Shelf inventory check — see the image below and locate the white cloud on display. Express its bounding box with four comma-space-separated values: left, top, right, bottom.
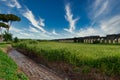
76, 27, 105, 37
94, 0, 109, 18
4, 0, 21, 9
93, 0, 101, 9
3, 0, 120, 39
76, 14, 120, 37
88, 0, 109, 21
20, 32, 30, 36
86, 0, 120, 35
0, 0, 60, 39
38, 18, 45, 27
1, 0, 7, 1
10, 26, 22, 32
64, 3, 79, 33
52, 29, 58, 35
22, 8, 46, 33
29, 26, 39, 33
9, 26, 28, 38
76, 0, 120, 38
1, 1, 57, 39
9, 26, 53, 39
100, 15, 120, 34
78, 28, 97, 36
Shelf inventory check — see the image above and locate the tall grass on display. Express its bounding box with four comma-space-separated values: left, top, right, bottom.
13, 40, 120, 75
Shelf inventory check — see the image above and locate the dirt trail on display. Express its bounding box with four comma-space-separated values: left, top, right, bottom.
8, 49, 64, 80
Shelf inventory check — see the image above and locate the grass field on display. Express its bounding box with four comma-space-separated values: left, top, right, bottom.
0, 43, 28, 80
13, 40, 120, 76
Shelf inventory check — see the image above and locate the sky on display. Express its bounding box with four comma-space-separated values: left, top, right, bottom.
0, 0, 120, 39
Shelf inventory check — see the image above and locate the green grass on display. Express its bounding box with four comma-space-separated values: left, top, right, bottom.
0, 43, 28, 80
13, 40, 120, 75
0, 42, 8, 48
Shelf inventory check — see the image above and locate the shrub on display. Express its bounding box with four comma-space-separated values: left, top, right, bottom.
14, 37, 19, 43
3, 31, 12, 41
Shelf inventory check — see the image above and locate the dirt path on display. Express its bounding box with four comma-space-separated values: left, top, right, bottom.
8, 49, 64, 80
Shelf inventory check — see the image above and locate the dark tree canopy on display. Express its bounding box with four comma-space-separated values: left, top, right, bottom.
6, 14, 21, 24
0, 22, 9, 28
0, 14, 21, 23
0, 14, 8, 22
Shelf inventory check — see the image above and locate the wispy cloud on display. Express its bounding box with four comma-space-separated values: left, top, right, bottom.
76, 0, 120, 37
2, 0, 120, 39
1, 0, 7, 1
1, 0, 58, 39
2, 0, 21, 9
1, 0, 47, 33
76, 14, 120, 37
38, 18, 45, 27
52, 29, 58, 35
64, 3, 79, 33
10, 26, 22, 32
10, 26, 53, 39
20, 32, 30, 36
88, 0, 109, 23
76, 27, 105, 37
94, 0, 109, 19
22, 8, 46, 33
29, 26, 39, 33
92, 0, 120, 35
95, 0, 108, 18
100, 15, 120, 34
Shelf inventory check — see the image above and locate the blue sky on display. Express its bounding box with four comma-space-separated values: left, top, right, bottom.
0, 0, 120, 39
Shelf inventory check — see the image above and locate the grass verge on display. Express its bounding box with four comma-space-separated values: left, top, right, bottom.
0, 43, 28, 80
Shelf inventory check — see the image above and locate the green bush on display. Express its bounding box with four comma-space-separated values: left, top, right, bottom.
3, 31, 12, 41
14, 37, 19, 43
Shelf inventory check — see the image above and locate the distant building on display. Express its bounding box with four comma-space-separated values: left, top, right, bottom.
83, 36, 100, 43
100, 37, 106, 43
53, 33, 120, 44
58, 38, 74, 43
106, 34, 116, 44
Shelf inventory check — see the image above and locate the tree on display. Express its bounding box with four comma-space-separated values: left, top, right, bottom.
0, 22, 9, 29
6, 14, 21, 25
0, 14, 20, 42
0, 14, 7, 22
0, 14, 21, 32
3, 31, 12, 41
13, 37, 19, 43
0, 22, 9, 40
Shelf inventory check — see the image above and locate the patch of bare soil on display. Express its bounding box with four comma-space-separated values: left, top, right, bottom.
0, 45, 13, 53
16, 48, 120, 80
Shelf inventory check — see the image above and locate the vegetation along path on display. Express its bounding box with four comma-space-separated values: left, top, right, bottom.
8, 49, 63, 80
